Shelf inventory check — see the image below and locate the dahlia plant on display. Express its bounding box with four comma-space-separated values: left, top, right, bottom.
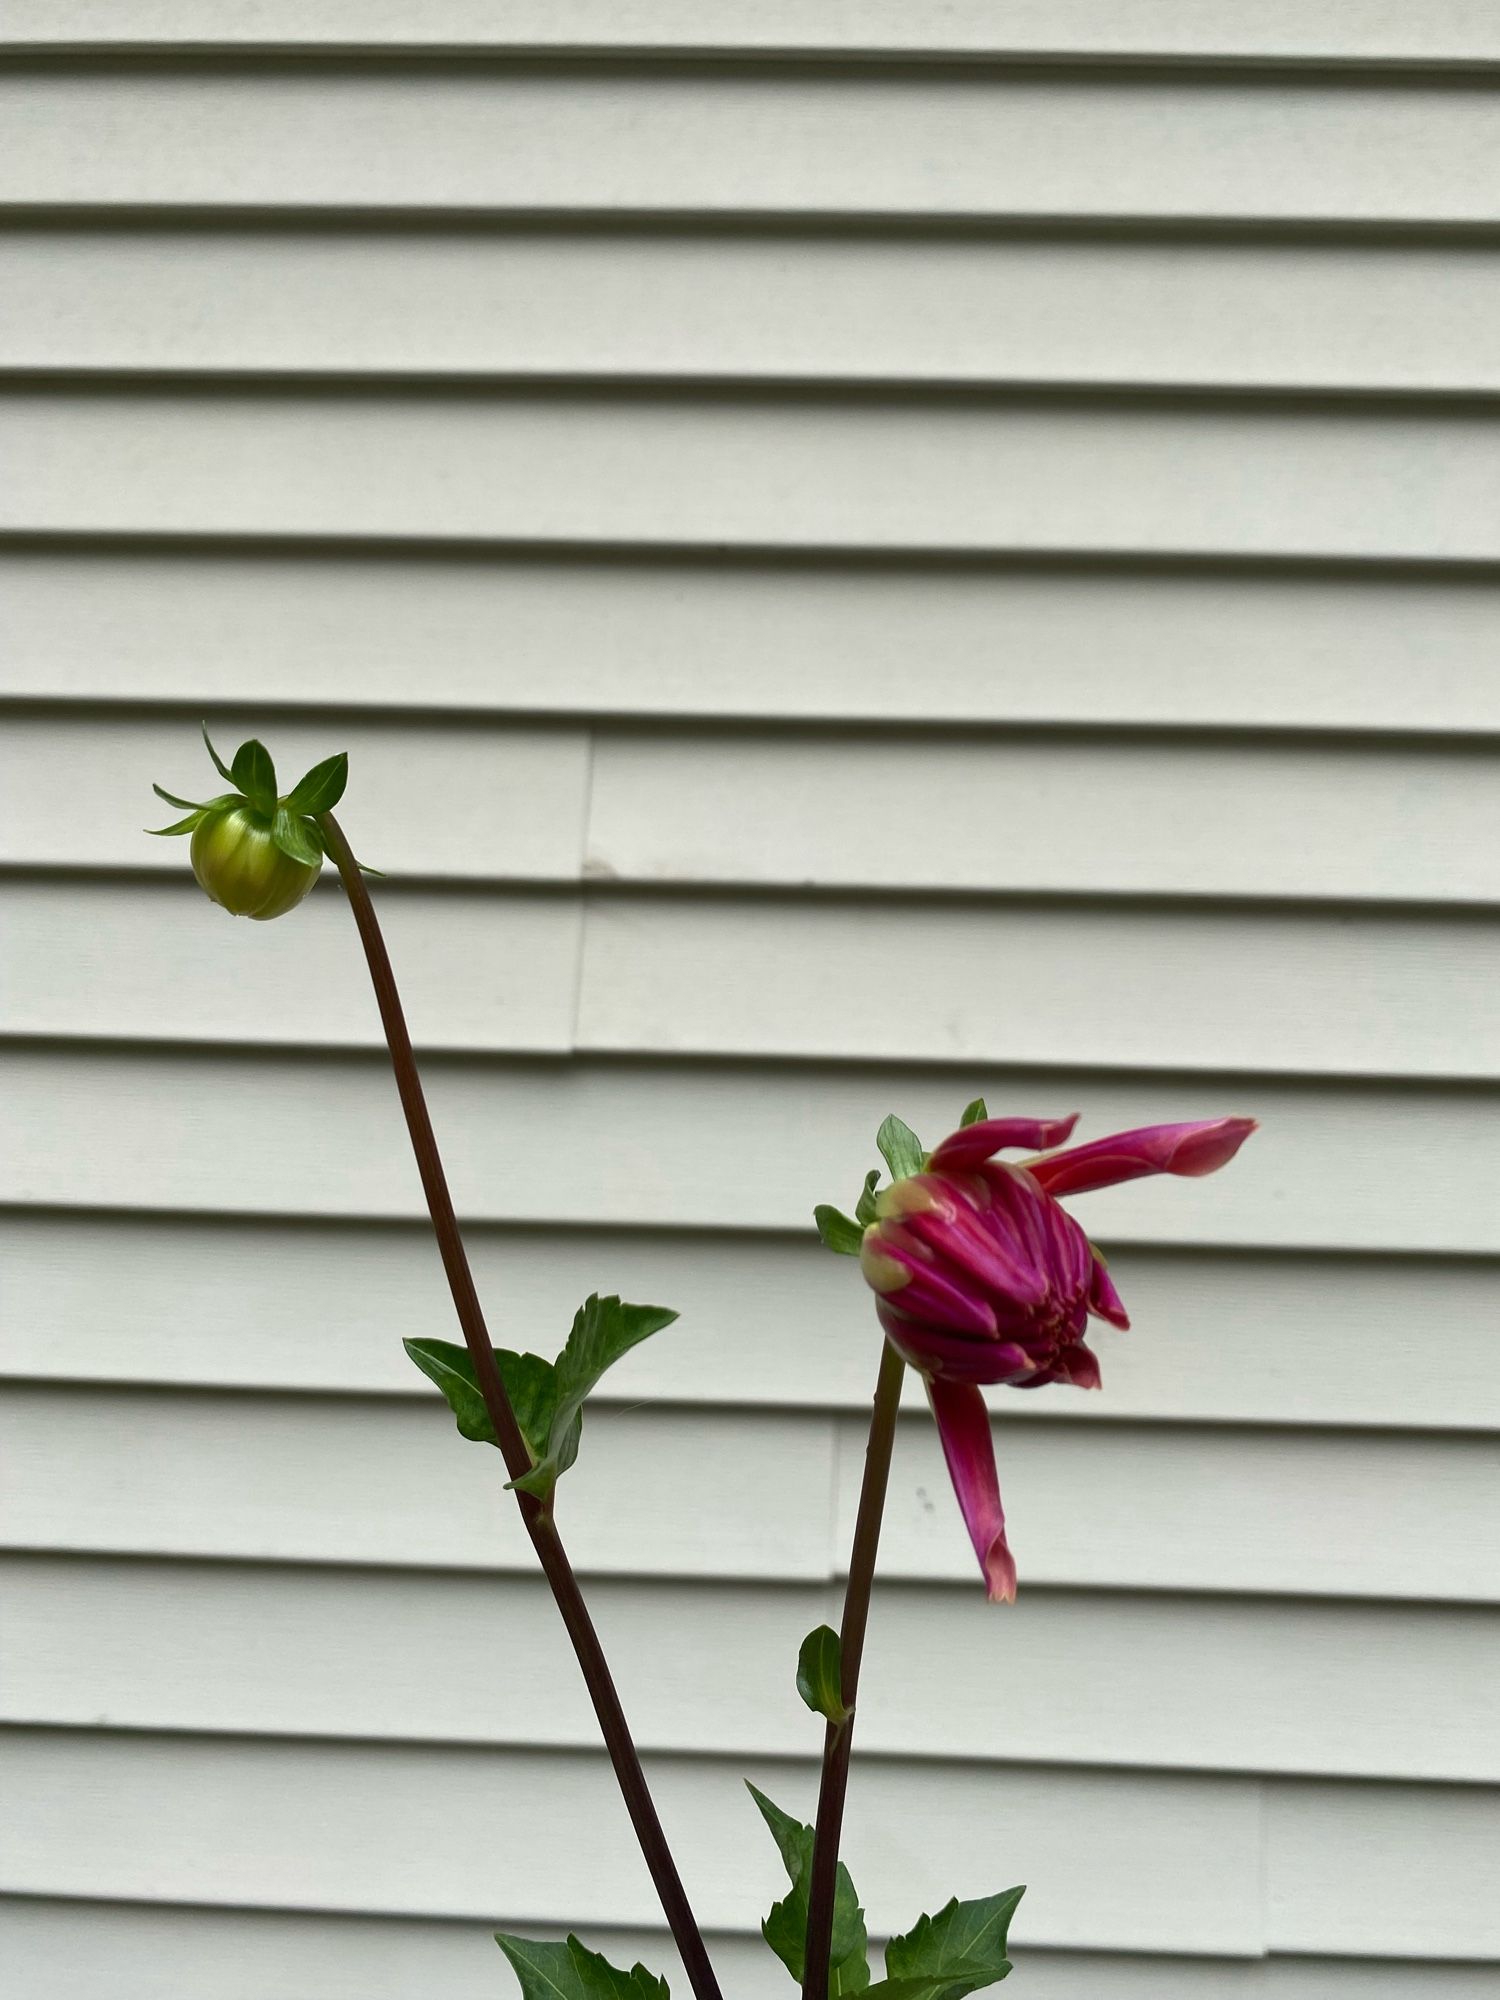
148, 733, 1255, 2000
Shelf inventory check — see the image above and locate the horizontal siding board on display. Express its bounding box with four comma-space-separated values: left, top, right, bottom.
4, 71, 1500, 225
9, 390, 1500, 562
2, 1048, 1492, 1256
5, 552, 1498, 735
5, 1386, 1497, 1601
7, 2, 1500, 66
1267, 1784, 1500, 1959
4, 1905, 1497, 2000
0, 1387, 837, 1583
576, 895, 1500, 1079
12, 716, 1498, 906
9, 232, 1500, 396
0, 1730, 1264, 1955
0, 713, 589, 881
585, 734, 1500, 904
4, 1213, 1494, 1433
6, 1557, 1495, 1782
10, 881, 1498, 1081
0, 880, 584, 1054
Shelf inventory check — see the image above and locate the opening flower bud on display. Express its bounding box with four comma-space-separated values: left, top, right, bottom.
191, 804, 321, 921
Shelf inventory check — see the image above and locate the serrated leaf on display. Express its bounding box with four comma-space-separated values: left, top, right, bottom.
510, 1294, 677, 1498
145, 810, 207, 836
271, 806, 324, 867
878, 1889, 1025, 2000
285, 750, 349, 817
201, 721, 236, 786
814, 1205, 863, 1257
796, 1624, 850, 1725
231, 738, 277, 814
876, 1114, 924, 1182
959, 1098, 989, 1128
747, 1783, 869, 1993
494, 1932, 669, 2000
854, 1169, 883, 1229
402, 1338, 557, 1459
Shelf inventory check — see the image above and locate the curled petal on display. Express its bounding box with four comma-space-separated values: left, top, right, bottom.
929, 1114, 1080, 1173
861, 1226, 999, 1338
879, 1303, 1037, 1384
1047, 1342, 1103, 1390
1027, 1117, 1257, 1199
1087, 1253, 1130, 1329
926, 1377, 1017, 1602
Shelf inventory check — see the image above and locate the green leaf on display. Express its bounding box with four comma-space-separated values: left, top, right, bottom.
814, 1205, 863, 1257
876, 1114, 924, 1183
494, 1932, 669, 2000
854, 1170, 883, 1229
796, 1624, 850, 1725
271, 805, 324, 867
231, 738, 278, 815
876, 1889, 1025, 2000
959, 1098, 988, 1128
285, 751, 349, 817
145, 809, 207, 836
510, 1294, 677, 1498
402, 1338, 557, 1459
201, 721, 236, 787
747, 1783, 869, 1993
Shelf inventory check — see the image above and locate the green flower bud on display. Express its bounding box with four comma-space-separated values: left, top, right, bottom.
190, 803, 320, 921
146, 726, 355, 922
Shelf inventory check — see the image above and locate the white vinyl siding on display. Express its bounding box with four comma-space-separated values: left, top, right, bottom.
1, 9, 1497, 1998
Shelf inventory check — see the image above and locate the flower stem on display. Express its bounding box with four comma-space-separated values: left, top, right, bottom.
801, 1336, 906, 2000
320, 814, 722, 2000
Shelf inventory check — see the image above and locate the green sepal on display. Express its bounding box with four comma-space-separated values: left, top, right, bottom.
876, 1114, 924, 1183
959, 1097, 989, 1128
796, 1624, 850, 1726
870, 1888, 1025, 2000
201, 721, 236, 787
854, 1169, 883, 1229
152, 782, 212, 812
285, 751, 349, 817
494, 1932, 669, 2000
509, 1294, 678, 1498
146, 809, 208, 836
814, 1205, 863, 1257
402, 1337, 558, 1463
747, 1784, 870, 1993
231, 738, 277, 816
271, 805, 324, 867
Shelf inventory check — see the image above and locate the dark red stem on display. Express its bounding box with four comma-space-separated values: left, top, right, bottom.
801, 1337, 906, 1999
321, 813, 722, 2000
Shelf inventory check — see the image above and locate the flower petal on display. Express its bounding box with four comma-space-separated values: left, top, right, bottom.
925, 1377, 1017, 1602
1026, 1117, 1257, 1199
861, 1225, 999, 1337
1087, 1253, 1130, 1329
929, 1114, 1080, 1173
879, 1304, 1036, 1384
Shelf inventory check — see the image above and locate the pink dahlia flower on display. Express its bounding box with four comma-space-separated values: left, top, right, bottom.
858, 1112, 1256, 1601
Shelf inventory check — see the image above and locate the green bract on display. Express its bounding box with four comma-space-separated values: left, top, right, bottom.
147, 725, 350, 921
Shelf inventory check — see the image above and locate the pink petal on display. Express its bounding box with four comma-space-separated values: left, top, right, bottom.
925, 1377, 1017, 1602
929, 1114, 1080, 1173
1026, 1117, 1257, 1199
1087, 1253, 1130, 1329
879, 1304, 1036, 1384
861, 1226, 999, 1337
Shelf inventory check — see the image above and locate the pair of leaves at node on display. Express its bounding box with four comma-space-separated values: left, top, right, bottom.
813, 1099, 988, 1258
750, 1787, 1021, 2000
404, 1293, 678, 1501
147, 722, 349, 867
495, 1930, 668, 2000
